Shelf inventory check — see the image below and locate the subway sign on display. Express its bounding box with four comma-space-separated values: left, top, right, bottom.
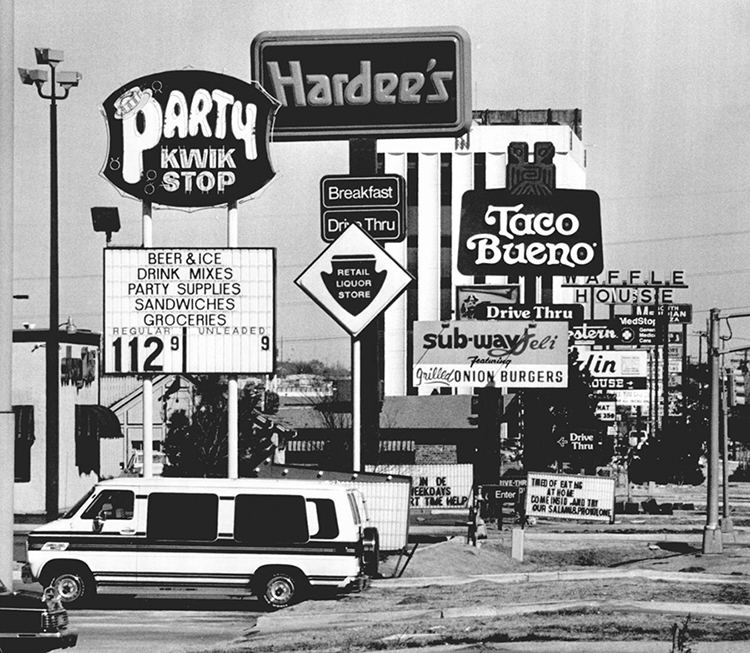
101, 70, 279, 208
251, 27, 472, 140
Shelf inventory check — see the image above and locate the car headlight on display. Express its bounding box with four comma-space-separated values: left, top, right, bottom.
41, 541, 69, 551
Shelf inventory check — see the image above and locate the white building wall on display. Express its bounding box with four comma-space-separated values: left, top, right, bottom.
13, 337, 107, 514
383, 153, 409, 397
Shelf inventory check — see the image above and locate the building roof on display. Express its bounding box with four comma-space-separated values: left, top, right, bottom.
277, 394, 474, 431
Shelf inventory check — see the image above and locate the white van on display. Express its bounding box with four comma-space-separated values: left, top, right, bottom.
24, 477, 379, 609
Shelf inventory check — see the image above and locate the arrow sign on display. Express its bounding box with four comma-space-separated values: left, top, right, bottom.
557, 437, 568, 448
295, 223, 413, 337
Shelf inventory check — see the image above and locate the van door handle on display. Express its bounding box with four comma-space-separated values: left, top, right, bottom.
120, 528, 136, 534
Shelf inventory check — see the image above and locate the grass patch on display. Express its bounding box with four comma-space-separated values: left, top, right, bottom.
207, 612, 750, 652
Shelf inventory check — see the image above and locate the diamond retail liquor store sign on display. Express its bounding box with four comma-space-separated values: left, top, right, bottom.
101, 70, 279, 208
295, 223, 413, 337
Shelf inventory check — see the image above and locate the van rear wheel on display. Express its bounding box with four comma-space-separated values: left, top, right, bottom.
42, 565, 95, 608
257, 569, 305, 610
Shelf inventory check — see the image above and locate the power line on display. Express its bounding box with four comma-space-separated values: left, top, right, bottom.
607, 229, 750, 247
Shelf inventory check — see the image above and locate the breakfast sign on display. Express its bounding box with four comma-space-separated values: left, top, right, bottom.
101, 70, 279, 208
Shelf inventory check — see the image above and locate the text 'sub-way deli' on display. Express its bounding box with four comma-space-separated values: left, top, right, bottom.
412, 320, 568, 390
101, 70, 279, 207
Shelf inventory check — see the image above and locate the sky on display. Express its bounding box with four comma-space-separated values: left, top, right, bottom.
9, 0, 750, 367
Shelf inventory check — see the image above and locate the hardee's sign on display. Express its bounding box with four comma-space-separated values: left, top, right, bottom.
101, 70, 279, 208
458, 189, 603, 276
251, 27, 472, 140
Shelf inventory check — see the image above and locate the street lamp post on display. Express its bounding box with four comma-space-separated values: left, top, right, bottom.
18, 49, 81, 520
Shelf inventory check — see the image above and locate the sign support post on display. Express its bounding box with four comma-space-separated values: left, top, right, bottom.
295, 223, 413, 474
142, 200, 153, 478
352, 338, 362, 471
227, 201, 239, 478
703, 308, 722, 553
349, 139, 379, 472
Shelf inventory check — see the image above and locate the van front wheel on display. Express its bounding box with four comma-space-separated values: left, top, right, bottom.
42, 565, 95, 608
258, 570, 304, 610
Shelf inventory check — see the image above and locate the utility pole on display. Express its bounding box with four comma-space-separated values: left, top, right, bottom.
703, 308, 750, 554
703, 308, 722, 553
0, 0, 16, 590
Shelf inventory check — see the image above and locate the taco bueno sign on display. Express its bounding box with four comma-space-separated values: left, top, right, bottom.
102, 70, 279, 208
458, 189, 603, 276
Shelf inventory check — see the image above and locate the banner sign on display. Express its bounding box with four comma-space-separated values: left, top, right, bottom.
458, 188, 603, 276
575, 349, 649, 390
471, 303, 583, 323
594, 400, 616, 422
525, 472, 615, 523
481, 478, 527, 505
412, 320, 568, 389
570, 320, 620, 346
556, 427, 606, 454
252, 27, 472, 140
562, 271, 687, 305
104, 248, 275, 374
102, 70, 279, 207
457, 285, 519, 319
320, 174, 405, 242
614, 314, 662, 346
633, 303, 693, 324
371, 464, 473, 509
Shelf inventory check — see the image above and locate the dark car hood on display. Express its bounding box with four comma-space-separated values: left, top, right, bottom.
0, 589, 45, 608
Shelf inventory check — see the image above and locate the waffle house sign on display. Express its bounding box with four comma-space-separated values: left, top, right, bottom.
102, 70, 279, 208
562, 270, 688, 304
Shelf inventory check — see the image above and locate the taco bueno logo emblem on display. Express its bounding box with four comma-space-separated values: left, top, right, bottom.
102, 70, 279, 208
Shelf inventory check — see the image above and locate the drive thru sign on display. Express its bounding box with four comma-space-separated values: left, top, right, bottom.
295, 223, 413, 336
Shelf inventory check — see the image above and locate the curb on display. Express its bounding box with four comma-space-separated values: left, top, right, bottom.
256, 598, 750, 637
373, 567, 750, 589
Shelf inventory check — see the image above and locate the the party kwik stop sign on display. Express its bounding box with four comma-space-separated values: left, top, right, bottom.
295, 224, 413, 337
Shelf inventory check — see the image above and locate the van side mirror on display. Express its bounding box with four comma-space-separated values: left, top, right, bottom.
93, 510, 107, 533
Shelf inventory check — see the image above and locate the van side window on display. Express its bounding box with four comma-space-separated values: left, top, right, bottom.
234, 494, 308, 544
81, 490, 134, 520
307, 499, 339, 539
148, 493, 218, 541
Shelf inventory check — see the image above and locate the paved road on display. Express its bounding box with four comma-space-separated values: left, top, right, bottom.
63, 598, 260, 653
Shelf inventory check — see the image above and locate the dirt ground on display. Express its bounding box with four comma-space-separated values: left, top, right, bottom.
195, 483, 750, 652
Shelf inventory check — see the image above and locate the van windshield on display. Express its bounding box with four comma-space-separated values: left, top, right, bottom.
62, 487, 95, 519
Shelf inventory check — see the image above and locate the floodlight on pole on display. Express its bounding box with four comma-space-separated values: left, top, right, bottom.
18, 48, 81, 521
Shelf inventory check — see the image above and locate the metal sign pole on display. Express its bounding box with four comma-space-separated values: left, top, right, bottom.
349, 139, 379, 472
703, 308, 722, 553
0, 0, 16, 588
352, 337, 362, 471
142, 200, 153, 478
227, 201, 239, 478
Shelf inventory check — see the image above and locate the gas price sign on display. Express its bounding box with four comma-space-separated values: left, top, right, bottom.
104, 248, 274, 374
